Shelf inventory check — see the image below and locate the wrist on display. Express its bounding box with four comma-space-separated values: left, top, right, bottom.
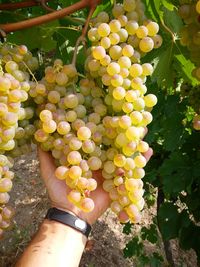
44, 219, 87, 241
50, 203, 94, 225
46, 207, 92, 237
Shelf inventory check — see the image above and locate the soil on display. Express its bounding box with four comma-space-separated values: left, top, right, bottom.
0, 150, 198, 267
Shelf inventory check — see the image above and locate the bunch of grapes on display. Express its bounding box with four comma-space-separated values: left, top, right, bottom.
0, 0, 162, 229
193, 114, 200, 130
180, 82, 200, 130
81, 0, 160, 223
180, 83, 200, 111
179, 0, 200, 81
0, 155, 15, 236
0, 43, 39, 236
31, 60, 108, 212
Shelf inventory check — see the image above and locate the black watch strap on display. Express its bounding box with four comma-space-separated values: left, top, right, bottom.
45, 207, 91, 238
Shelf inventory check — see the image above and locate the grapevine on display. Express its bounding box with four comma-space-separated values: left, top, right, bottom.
0, 0, 162, 237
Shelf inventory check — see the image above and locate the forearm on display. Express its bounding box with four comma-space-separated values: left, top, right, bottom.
16, 219, 87, 267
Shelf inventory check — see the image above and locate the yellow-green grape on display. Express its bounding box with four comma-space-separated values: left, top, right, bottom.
113, 86, 126, 100
109, 33, 120, 45
144, 94, 157, 107
136, 26, 148, 39
139, 37, 154, 52
43, 120, 57, 134
122, 44, 134, 57
125, 21, 139, 35
109, 19, 121, 33
146, 21, 159, 36
118, 15, 128, 27
88, 156, 102, 170
112, 4, 124, 18
67, 190, 81, 203
130, 63, 143, 78
80, 198, 95, 212
77, 126, 91, 141
109, 45, 122, 60
92, 46, 106, 60
134, 154, 147, 168
98, 23, 111, 37
67, 151, 82, 165
142, 63, 154, 76
68, 166, 82, 180
57, 121, 71, 135
55, 166, 69, 180
196, 1, 200, 14
107, 62, 120, 76
123, 0, 136, 12
133, 168, 145, 179
152, 35, 163, 49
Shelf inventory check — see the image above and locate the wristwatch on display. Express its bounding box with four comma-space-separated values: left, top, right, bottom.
45, 207, 91, 238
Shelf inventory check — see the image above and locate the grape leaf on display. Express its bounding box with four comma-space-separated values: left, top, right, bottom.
158, 202, 180, 240
152, 44, 174, 88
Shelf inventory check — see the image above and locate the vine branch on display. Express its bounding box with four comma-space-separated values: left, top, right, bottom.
0, 0, 100, 33
0, 0, 50, 10
72, 5, 96, 66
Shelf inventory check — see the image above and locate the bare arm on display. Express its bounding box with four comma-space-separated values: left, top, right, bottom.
16, 219, 87, 267
16, 148, 111, 267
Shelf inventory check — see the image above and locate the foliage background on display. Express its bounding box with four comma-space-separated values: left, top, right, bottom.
0, 0, 200, 265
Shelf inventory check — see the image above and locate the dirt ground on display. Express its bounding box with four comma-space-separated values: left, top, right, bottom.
0, 150, 198, 267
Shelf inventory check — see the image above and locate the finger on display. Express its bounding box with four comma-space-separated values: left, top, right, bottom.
143, 147, 153, 163
143, 126, 148, 137
37, 146, 56, 181
93, 170, 104, 185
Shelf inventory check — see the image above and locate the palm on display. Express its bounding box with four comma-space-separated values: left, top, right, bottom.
38, 148, 110, 225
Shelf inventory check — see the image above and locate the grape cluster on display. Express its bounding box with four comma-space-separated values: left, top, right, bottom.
180, 83, 200, 112
180, 82, 200, 130
31, 60, 107, 212
81, 0, 159, 223
0, 0, 161, 228
0, 155, 14, 236
0, 43, 39, 236
179, 0, 200, 81
193, 114, 200, 130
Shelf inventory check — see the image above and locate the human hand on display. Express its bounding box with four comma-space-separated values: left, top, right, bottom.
38, 147, 153, 225
38, 147, 111, 225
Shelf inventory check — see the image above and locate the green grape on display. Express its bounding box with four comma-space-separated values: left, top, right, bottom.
139, 37, 154, 52
97, 23, 111, 37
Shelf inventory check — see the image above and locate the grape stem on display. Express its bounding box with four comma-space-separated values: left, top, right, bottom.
160, 19, 176, 43
0, 0, 101, 33
72, 5, 96, 66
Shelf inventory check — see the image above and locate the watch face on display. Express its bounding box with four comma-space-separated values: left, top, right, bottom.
75, 218, 87, 230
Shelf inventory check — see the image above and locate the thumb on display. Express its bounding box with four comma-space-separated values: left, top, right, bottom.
37, 146, 56, 182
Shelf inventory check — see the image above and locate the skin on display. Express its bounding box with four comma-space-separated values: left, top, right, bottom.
16, 147, 153, 267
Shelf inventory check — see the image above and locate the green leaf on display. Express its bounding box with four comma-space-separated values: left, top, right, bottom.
149, 252, 164, 267
123, 237, 143, 258
123, 222, 132, 235
159, 152, 193, 195
174, 54, 198, 85
158, 202, 180, 240
163, 7, 183, 34
141, 224, 158, 244
152, 44, 174, 88
162, 0, 176, 11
